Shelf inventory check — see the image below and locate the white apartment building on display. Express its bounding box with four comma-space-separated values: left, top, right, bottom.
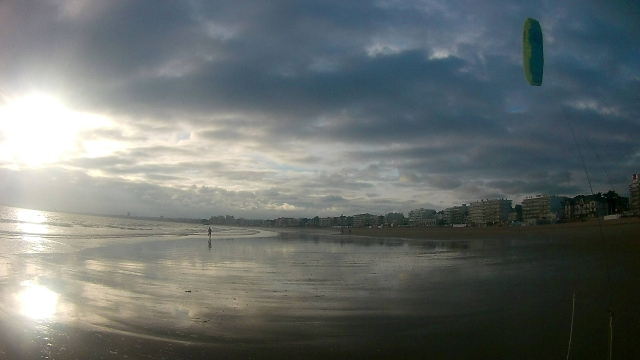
522, 195, 567, 222
468, 199, 512, 226
408, 208, 436, 226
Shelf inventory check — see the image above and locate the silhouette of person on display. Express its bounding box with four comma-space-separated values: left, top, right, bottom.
208, 227, 212, 242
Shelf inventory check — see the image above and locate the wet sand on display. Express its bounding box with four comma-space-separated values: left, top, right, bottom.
1, 222, 639, 359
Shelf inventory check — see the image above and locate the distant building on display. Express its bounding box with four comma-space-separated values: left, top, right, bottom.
522, 195, 567, 223
345, 216, 354, 227
275, 217, 297, 227
508, 204, 523, 222
408, 208, 436, 226
468, 199, 512, 226
210, 215, 227, 225
371, 215, 384, 227
564, 194, 606, 219
443, 204, 468, 225
319, 217, 333, 227
418, 218, 438, 227
453, 204, 469, 225
332, 215, 350, 227
384, 212, 405, 226
630, 174, 640, 215
353, 213, 372, 227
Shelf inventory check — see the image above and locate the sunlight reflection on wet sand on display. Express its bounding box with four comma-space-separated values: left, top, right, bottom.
0, 229, 638, 359
3, 236, 485, 338
17, 281, 58, 320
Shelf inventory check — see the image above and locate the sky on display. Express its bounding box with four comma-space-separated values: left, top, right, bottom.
0, 0, 638, 219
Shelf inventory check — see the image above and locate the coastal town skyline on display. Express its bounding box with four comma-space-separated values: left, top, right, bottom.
4, 170, 637, 224
103, 179, 634, 227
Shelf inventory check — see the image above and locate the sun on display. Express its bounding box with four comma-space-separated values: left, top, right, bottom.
0, 94, 85, 166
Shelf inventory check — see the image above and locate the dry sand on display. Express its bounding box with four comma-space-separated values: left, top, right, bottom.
346, 217, 640, 242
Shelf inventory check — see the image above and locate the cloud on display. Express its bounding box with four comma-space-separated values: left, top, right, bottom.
0, 0, 638, 218
321, 195, 347, 203
399, 172, 421, 184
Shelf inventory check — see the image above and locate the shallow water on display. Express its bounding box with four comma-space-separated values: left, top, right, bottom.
0, 206, 638, 359
0, 205, 267, 254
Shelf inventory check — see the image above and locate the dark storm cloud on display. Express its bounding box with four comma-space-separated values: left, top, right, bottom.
485, 179, 581, 197
298, 171, 375, 191
0, 0, 638, 217
426, 176, 464, 190
321, 195, 346, 203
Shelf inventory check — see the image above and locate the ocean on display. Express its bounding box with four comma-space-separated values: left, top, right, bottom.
0, 205, 637, 359
0, 205, 265, 254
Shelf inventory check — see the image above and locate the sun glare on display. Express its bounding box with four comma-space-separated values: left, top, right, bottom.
17, 281, 58, 320
17, 208, 47, 223
0, 94, 87, 166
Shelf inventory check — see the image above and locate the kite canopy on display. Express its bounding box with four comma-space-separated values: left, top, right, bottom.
523, 18, 544, 86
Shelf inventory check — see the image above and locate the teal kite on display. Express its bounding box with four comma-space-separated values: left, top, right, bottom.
523, 18, 543, 86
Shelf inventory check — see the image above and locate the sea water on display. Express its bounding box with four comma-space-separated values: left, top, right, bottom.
0, 205, 262, 254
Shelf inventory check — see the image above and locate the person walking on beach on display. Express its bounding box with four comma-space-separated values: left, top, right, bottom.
208, 227, 212, 241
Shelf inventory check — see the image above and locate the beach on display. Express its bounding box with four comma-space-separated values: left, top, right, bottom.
347, 217, 640, 241
1, 208, 639, 359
